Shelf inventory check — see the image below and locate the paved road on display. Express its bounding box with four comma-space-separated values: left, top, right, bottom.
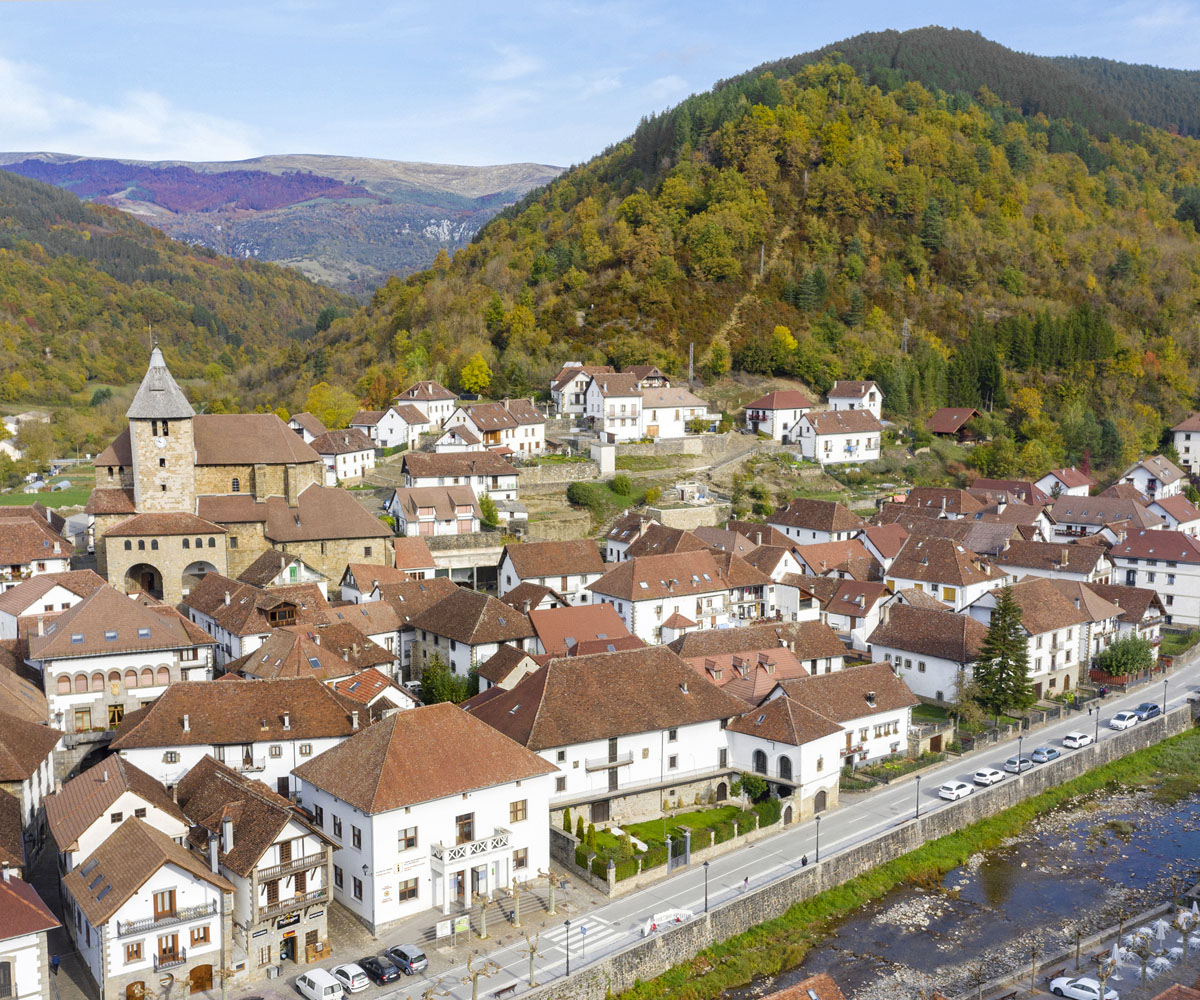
415, 662, 1200, 1000
233, 656, 1200, 1000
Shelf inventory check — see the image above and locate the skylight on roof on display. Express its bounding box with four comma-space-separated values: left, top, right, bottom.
639, 581, 648, 589
137, 627, 151, 639
96, 885, 111, 901
509, 703, 521, 714
71, 634, 84, 644
308, 657, 321, 669
88, 872, 103, 889
104, 630, 117, 641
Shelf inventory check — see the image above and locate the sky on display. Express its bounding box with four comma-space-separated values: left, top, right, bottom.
3, 1, 1200, 167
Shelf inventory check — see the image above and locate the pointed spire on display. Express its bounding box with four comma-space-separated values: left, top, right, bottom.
126, 347, 195, 420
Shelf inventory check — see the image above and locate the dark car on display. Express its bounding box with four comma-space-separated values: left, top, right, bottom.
359, 955, 400, 985
386, 944, 429, 975
1134, 702, 1162, 720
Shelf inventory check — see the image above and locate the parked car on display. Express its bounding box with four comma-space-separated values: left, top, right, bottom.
330, 965, 370, 994
295, 970, 346, 1000
1062, 731, 1094, 749
387, 944, 429, 975
1003, 755, 1033, 773
1030, 746, 1061, 763
938, 780, 974, 801
973, 767, 1004, 786
1110, 711, 1139, 730
1048, 974, 1118, 999
1134, 702, 1161, 720
359, 956, 400, 985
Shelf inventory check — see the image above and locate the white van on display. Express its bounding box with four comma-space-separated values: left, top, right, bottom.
296, 969, 346, 1000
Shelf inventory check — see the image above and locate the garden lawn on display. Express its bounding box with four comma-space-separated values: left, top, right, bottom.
624, 806, 740, 849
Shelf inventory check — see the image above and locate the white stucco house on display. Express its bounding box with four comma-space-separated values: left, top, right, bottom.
1120, 455, 1184, 502
0, 569, 106, 641
310, 429, 376, 485
1035, 467, 1093, 498
867, 604, 990, 706
468, 646, 747, 826
743, 390, 814, 443
1109, 528, 1200, 627
797, 409, 883, 466
395, 381, 458, 427
640, 387, 715, 438
498, 539, 605, 606
550, 364, 614, 418
293, 703, 556, 932
826, 380, 883, 419
109, 677, 362, 796
585, 373, 643, 442
407, 587, 536, 678
0, 874, 59, 1000
351, 404, 430, 450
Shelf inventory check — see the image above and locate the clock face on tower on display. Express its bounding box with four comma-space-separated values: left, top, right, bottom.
154, 437, 166, 448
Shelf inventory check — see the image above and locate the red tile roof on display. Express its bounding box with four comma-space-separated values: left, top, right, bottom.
1111, 529, 1200, 564
0, 874, 59, 941
927, 407, 979, 434
745, 390, 814, 410
503, 539, 604, 579
393, 536, 437, 570
802, 409, 883, 434
293, 703, 556, 812
529, 603, 632, 656
588, 550, 735, 601
0, 710, 61, 781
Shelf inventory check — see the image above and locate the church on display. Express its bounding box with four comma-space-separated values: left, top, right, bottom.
88, 349, 392, 604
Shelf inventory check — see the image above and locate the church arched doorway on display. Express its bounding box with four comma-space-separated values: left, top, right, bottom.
182, 560, 218, 595
124, 563, 163, 600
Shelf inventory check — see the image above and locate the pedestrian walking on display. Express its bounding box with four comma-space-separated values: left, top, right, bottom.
743, 876, 749, 891
50, 954, 59, 976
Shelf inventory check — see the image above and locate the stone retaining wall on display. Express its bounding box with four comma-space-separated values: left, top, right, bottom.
529, 706, 1195, 1000
518, 462, 601, 490
643, 503, 731, 529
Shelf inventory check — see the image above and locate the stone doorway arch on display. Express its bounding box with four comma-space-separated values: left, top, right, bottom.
123, 563, 163, 600
182, 560, 218, 595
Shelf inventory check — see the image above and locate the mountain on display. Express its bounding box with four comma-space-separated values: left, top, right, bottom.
0, 167, 351, 410
1048, 55, 1200, 138
0, 152, 562, 295
267, 34, 1200, 481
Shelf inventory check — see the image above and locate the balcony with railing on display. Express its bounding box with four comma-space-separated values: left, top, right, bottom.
233, 757, 266, 773
154, 948, 187, 972
256, 850, 328, 882
118, 901, 216, 938
257, 887, 328, 921
430, 827, 510, 866
584, 750, 634, 771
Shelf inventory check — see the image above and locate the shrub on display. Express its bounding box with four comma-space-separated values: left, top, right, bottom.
643, 485, 662, 505
586, 823, 598, 852
754, 798, 782, 828
610, 474, 633, 496
575, 815, 585, 840
641, 846, 668, 869
591, 855, 610, 879
735, 808, 758, 832
562, 808, 572, 834
479, 493, 500, 528
614, 857, 638, 881
712, 821, 735, 845
566, 481, 597, 507
575, 845, 590, 869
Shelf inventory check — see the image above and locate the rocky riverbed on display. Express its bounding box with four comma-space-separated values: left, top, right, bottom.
730, 787, 1200, 1000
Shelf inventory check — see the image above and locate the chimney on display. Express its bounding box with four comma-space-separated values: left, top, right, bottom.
755, 531, 762, 546
224, 591, 231, 606
36, 616, 44, 637
352, 711, 360, 730
283, 711, 291, 731
1061, 548, 1069, 565
221, 814, 234, 852
866, 690, 877, 707
182, 713, 190, 733
207, 832, 219, 874
523, 599, 531, 613
1, 865, 11, 883
53, 542, 61, 555
102, 769, 108, 784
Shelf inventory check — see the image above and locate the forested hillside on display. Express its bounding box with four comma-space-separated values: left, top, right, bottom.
262, 48, 1200, 480
0, 169, 351, 405
1049, 55, 1200, 139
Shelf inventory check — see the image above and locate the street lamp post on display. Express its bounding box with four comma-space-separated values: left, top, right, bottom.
1164, 677, 1169, 714
703, 861, 710, 913
564, 919, 571, 976
915, 774, 922, 819
815, 814, 821, 862
1018, 734, 1024, 773
1095, 700, 1100, 745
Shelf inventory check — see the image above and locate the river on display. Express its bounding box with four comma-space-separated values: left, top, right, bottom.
730, 786, 1200, 1000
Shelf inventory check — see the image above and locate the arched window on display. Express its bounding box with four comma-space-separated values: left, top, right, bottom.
752, 750, 767, 775
814, 789, 827, 813
182, 538, 190, 549
156, 666, 170, 686
108, 671, 121, 687
194, 538, 203, 549
74, 675, 88, 694
207, 537, 215, 548
778, 756, 793, 781
124, 669, 138, 689
124, 540, 132, 551
150, 539, 159, 551
57, 676, 71, 695
137, 540, 145, 551
232, 477, 240, 493
140, 667, 154, 688
90, 673, 104, 692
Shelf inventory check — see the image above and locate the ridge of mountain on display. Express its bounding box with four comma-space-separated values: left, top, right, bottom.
0, 152, 563, 294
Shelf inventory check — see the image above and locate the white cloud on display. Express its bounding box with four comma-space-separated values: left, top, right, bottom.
483, 44, 541, 82
0, 56, 259, 161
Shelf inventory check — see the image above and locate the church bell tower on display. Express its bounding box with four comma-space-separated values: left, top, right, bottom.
127, 347, 197, 513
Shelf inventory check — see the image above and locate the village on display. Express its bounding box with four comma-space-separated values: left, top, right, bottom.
2, 350, 1199, 1000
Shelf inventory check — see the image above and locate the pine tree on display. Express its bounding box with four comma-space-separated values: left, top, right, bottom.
562, 808, 572, 834
975, 587, 1033, 719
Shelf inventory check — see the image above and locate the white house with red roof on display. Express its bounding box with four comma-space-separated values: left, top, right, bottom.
448, 399, 547, 456
550, 363, 614, 417
0, 569, 106, 641
0, 872, 59, 1000
1148, 495, 1200, 537
293, 704, 556, 929
826, 380, 883, 419
1109, 528, 1200, 627
796, 409, 883, 466
394, 380, 458, 427
585, 373, 643, 442
1035, 467, 1093, 498
1120, 455, 1184, 502
744, 390, 814, 443
351, 404, 430, 450
1172, 412, 1200, 475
